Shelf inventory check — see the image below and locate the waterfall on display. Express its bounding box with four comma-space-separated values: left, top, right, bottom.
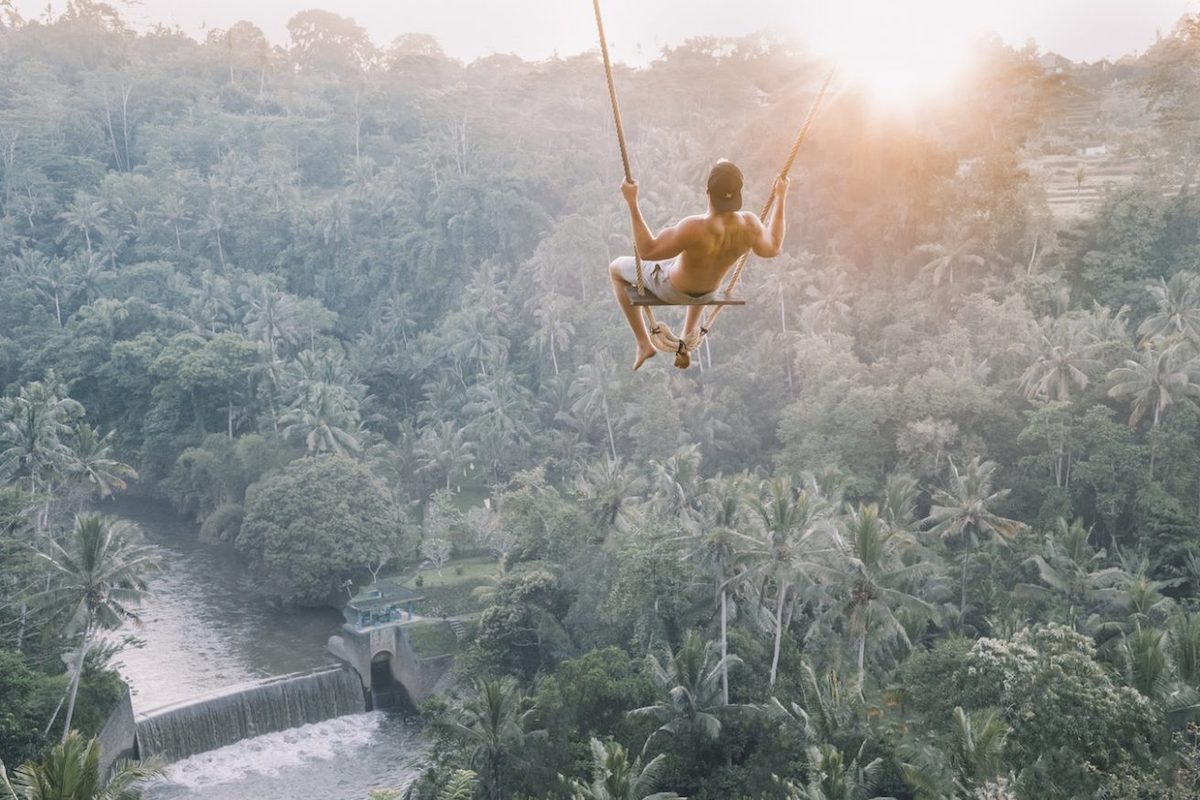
136, 667, 366, 762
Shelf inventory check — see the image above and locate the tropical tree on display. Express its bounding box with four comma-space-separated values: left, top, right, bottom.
784, 743, 888, 800
915, 224, 985, 288
532, 292, 575, 377
0, 378, 83, 498
1019, 316, 1103, 402
901, 707, 1009, 799
740, 478, 838, 686
435, 771, 480, 800
241, 281, 301, 356
279, 383, 362, 456
58, 193, 107, 256
1107, 343, 1200, 477
570, 356, 619, 462
415, 420, 476, 491
800, 266, 852, 338
1138, 271, 1200, 345
820, 504, 936, 685
1012, 517, 1125, 630
574, 457, 641, 529
7, 251, 77, 328
923, 458, 1024, 613
1172, 612, 1200, 688
683, 475, 745, 703
0, 731, 161, 800
434, 678, 539, 800
62, 425, 137, 500
630, 630, 742, 753
566, 738, 682, 800
33, 515, 157, 741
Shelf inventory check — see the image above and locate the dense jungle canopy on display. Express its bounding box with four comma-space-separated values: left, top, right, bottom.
3, 3, 1200, 799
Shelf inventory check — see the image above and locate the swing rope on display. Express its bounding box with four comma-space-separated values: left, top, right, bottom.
592, 0, 834, 367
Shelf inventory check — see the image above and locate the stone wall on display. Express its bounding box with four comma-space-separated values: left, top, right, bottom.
95, 684, 138, 780
328, 622, 455, 705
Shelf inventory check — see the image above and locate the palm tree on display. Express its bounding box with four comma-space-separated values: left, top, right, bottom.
33, 515, 158, 741
1107, 343, 1200, 477
1171, 612, 1200, 688
532, 292, 575, 377
67, 252, 109, 307
682, 475, 746, 704
915, 224, 985, 288
649, 445, 703, 523
1138, 271, 1200, 345
241, 282, 300, 357
435, 770, 480, 800
880, 473, 919, 531
821, 504, 936, 686
1012, 518, 1125, 630
800, 267, 851, 339
923, 458, 1024, 613
566, 738, 682, 800
8, 251, 77, 328
415, 421, 476, 491
0, 731, 161, 800
900, 707, 1008, 799
785, 743, 887, 800
740, 478, 838, 686
63, 425, 138, 500
157, 193, 189, 254
571, 356, 619, 462
631, 631, 742, 754
769, 661, 862, 748
280, 383, 362, 457
759, 253, 807, 335
1019, 316, 1103, 402
187, 270, 235, 335
58, 193, 107, 255
574, 457, 640, 529
0, 377, 83, 499
435, 678, 538, 800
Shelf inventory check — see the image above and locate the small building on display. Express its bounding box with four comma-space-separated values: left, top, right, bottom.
343, 579, 424, 630
748, 86, 771, 107
1038, 52, 1073, 75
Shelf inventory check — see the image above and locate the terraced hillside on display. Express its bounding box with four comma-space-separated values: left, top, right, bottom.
1023, 75, 1150, 219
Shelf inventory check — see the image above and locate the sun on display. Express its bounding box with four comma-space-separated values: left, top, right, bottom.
802, 1, 977, 105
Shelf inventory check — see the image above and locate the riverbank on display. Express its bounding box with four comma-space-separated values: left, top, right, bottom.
99, 497, 428, 798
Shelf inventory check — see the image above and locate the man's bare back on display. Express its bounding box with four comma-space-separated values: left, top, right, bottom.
653, 210, 778, 295
608, 159, 789, 370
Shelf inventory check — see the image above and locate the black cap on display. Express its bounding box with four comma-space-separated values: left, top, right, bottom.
707, 160, 743, 213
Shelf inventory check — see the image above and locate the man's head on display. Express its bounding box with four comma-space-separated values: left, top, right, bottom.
707, 160, 743, 213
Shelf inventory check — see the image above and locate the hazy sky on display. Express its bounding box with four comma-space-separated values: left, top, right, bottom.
12, 0, 1198, 65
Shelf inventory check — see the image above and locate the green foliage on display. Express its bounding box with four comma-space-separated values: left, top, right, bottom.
0, 730, 162, 800
905, 625, 1158, 796
1, 8, 1199, 799
474, 568, 572, 679
0, 651, 59, 767
238, 455, 398, 604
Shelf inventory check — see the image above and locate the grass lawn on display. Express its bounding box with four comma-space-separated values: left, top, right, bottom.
405, 621, 460, 658
411, 556, 499, 616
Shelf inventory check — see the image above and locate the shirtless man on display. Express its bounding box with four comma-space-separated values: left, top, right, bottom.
609, 160, 789, 370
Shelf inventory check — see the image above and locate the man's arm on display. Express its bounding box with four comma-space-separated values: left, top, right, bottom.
621, 180, 693, 261
751, 175, 789, 258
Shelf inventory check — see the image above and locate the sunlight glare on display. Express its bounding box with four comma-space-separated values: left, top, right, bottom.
803, 1, 977, 104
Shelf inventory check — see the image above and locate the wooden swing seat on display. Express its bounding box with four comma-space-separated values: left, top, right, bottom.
625, 285, 746, 307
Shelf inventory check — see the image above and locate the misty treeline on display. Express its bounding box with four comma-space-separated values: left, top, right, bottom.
4, 2, 1200, 798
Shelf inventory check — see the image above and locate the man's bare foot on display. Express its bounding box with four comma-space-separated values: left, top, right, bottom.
634, 345, 656, 371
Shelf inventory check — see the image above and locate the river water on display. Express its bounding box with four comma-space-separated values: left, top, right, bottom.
107, 498, 426, 800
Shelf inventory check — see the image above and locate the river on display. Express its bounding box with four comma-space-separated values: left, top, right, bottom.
107, 498, 426, 800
